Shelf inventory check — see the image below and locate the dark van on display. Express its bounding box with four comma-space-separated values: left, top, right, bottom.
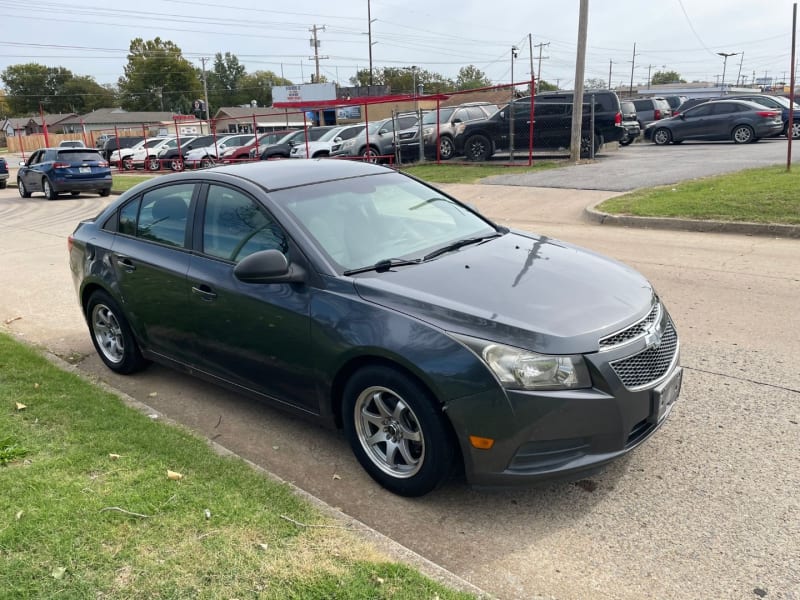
457, 89, 624, 160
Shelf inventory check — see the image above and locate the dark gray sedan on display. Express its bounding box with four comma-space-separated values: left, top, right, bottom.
644, 99, 784, 145
68, 160, 681, 496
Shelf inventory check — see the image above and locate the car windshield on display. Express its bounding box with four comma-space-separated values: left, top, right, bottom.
144, 139, 166, 148
187, 135, 213, 147
56, 150, 104, 162
422, 108, 456, 124
318, 127, 346, 142
769, 96, 800, 109
278, 171, 497, 271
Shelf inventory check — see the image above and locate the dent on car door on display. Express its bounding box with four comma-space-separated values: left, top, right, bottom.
110, 183, 197, 358
186, 183, 315, 410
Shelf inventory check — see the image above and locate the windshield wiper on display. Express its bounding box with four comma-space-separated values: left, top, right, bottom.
422, 232, 504, 261
343, 257, 423, 276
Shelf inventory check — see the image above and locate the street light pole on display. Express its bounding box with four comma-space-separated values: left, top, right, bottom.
717, 52, 739, 93
509, 46, 518, 161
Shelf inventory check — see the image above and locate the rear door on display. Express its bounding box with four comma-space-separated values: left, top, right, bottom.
110, 182, 198, 358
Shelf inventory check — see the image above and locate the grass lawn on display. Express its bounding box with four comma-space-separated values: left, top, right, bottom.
402, 161, 558, 184
0, 333, 474, 599
111, 174, 157, 193
597, 165, 800, 225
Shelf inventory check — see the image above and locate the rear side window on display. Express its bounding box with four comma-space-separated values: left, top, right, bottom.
118, 183, 195, 247
56, 150, 104, 162
632, 100, 651, 112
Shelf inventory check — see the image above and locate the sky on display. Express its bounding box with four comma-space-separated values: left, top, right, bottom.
0, 0, 798, 92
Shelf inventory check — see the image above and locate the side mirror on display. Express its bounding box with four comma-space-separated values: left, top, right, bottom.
378, 128, 389, 135
452, 118, 462, 125
333, 136, 342, 143
19, 161, 26, 167
499, 111, 506, 120
680, 114, 686, 120
234, 249, 306, 284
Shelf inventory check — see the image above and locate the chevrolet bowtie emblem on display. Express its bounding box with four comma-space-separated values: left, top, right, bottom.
643, 321, 663, 350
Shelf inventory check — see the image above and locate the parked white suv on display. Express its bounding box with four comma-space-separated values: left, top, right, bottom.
289, 124, 365, 158
109, 138, 171, 171
184, 134, 255, 168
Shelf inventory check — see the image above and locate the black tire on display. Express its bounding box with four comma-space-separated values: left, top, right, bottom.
146, 156, 160, 171
579, 132, 600, 158
70, 191, 80, 197
169, 158, 185, 172
732, 124, 755, 144
439, 136, 455, 160
99, 188, 111, 197
619, 135, 633, 147
18, 179, 31, 198
121, 156, 134, 171
652, 128, 672, 146
86, 290, 148, 374
200, 156, 214, 168
361, 146, 381, 163
0, 179, 6, 189
464, 134, 491, 161
342, 365, 456, 497
43, 178, 58, 200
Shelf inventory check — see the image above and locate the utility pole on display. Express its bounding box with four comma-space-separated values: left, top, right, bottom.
608, 59, 614, 89
367, 0, 375, 94
629, 42, 637, 98
200, 57, 211, 135
736, 52, 745, 86
647, 65, 654, 88
528, 34, 534, 93
534, 41, 550, 93
570, 0, 588, 163
717, 52, 739, 92
309, 24, 328, 83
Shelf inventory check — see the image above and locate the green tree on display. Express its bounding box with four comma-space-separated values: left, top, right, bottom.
536, 80, 559, 92
207, 52, 247, 108
59, 76, 117, 113
349, 66, 454, 93
456, 65, 491, 90
237, 71, 293, 107
651, 70, 685, 85
585, 77, 608, 89
118, 37, 202, 113
1, 63, 74, 114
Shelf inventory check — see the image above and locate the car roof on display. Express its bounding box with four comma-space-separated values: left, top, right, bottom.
160, 157, 395, 192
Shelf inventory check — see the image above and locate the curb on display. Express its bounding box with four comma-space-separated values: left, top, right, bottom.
585, 200, 800, 239
36, 347, 493, 600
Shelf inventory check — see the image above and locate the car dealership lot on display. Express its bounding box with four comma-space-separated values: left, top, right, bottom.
1, 166, 798, 598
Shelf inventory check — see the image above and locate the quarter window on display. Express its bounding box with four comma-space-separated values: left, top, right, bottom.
202, 185, 287, 262
135, 184, 194, 247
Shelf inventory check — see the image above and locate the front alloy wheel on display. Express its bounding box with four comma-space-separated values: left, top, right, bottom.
652, 128, 672, 145
343, 366, 455, 496
439, 136, 455, 160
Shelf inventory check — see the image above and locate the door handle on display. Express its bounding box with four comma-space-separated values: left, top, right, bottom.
114, 255, 136, 272
191, 284, 218, 301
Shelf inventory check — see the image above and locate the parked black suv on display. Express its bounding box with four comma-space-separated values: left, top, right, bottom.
458, 90, 624, 160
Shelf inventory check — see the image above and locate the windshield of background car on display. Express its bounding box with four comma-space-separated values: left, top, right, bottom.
144, 139, 165, 148
769, 96, 800, 109
277, 172, 497, 271
422, 108, 456, 124
318, 128, 346, 142
187, 135, 213, 147
55, 150, 105, 162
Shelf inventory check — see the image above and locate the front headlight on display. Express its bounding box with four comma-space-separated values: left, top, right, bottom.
454, 335, 591, 390
423, 127, 434, 136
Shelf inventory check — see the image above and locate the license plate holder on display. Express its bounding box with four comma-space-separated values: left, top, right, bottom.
651, 366, 682, 423
79, 166, 91, 174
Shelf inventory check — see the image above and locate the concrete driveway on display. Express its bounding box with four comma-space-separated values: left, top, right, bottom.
0, 178, 798, 600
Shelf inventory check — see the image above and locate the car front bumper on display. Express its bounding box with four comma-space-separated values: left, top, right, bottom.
446, 312, 681, 487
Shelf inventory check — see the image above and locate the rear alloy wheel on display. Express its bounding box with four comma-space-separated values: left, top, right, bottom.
464, 134, 491, 161
343, 366, 455, 497
146, 156, 160, 171
790, 122, 800, 140
439, 136, 455, 160
732, 125, 754, 144
121, 157, 134, 171
43, 178, 58, 200
200, 156, 214, 168
652, 128, 672, 146
169, 158, 185, 172
87, 290, 148, 374
18, 179, 31, 198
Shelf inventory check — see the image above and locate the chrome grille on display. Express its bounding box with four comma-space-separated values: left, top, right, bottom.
610, 321, 678, 389
600, 301, 661, 350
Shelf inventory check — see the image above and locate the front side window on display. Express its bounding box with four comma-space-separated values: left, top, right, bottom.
202, 185, 287, 262
134, 184, 194, 247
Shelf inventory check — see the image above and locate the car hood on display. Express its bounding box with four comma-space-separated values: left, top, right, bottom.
353, 231, 653, 354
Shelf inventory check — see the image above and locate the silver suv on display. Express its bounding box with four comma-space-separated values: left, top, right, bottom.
421, 102, 498, 160
330, 114, 418, 162
631, 97, 672, 128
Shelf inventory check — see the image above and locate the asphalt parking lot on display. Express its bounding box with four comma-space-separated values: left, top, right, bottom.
1, 144, 799, 599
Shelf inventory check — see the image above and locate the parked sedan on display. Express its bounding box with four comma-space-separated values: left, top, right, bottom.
0, 155, 8, 189
18, 147, 111, 199
69, 160, 681, 497
645, 99, 783, 145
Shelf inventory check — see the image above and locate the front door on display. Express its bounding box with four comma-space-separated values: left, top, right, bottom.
185, 183, 316, 411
